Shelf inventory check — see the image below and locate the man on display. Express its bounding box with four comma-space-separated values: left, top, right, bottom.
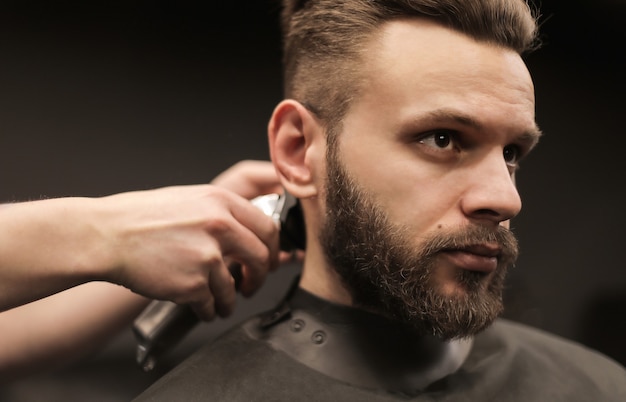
135, 0, 626, 400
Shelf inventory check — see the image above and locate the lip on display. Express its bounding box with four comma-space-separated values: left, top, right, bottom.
440, 244, 501, 273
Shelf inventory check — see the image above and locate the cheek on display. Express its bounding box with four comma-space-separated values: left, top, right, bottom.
338, 133, 463, 232
365, 173, 462, 235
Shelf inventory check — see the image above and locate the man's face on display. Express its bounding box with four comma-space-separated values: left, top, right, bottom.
318, 19, 540, 339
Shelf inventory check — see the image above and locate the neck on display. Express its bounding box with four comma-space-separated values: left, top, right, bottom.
299, 255, 353, 305
245, 285, 473, 396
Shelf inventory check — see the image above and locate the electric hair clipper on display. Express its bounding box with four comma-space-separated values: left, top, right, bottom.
132, 191, 305, 371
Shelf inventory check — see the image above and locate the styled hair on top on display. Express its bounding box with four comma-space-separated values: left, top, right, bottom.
280, 0, 540, 132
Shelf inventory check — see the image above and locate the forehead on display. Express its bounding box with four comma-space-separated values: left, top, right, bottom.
350, 18, 537, 135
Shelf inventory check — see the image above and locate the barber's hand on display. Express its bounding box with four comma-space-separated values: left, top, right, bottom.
210, 160, 283, 198
97, 161, 281, 321
212, 160, 302, 265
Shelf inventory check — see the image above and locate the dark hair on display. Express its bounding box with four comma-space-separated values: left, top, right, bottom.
280, 0, 539, 131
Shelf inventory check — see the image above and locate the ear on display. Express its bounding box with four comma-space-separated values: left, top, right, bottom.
268, 100, 324, 199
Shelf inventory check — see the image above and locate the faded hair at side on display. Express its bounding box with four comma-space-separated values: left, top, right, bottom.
280, 0, 539, 132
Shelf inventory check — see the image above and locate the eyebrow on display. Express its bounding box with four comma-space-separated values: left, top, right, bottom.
416, 108, 543, 148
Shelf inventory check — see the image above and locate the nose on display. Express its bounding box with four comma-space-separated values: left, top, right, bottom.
460, 152, 522, 225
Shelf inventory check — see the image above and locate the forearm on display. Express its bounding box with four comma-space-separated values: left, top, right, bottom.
0, 283, 149, 382
0, 198, 113, 311
0, 160, 284, 380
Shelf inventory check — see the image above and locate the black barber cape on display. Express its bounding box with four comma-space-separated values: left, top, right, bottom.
134, 287, 626, 401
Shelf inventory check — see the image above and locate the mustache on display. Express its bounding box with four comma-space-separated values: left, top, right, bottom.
418, 224, 519, 265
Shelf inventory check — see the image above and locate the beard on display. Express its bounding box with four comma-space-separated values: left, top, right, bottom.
319, 150, 519, 340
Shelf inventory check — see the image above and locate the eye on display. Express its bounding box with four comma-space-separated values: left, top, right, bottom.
503, 144, 521, 166
419, 131, 455, 150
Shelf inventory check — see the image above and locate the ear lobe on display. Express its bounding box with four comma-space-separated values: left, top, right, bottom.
268, 100, 322, 198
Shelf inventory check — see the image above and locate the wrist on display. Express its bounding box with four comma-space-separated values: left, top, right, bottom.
79, 196, 124, 284
50, 197, 114, 283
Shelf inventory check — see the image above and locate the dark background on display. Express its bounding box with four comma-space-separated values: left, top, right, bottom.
1, 1, 624, 400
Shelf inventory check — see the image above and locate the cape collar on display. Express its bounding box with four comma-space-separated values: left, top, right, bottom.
245, 282, 473, 396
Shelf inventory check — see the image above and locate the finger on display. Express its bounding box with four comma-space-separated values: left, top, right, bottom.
237, 264, 268, 298
211, 161, 282, 199
234, 161, 283, 195
224, 239, 273, 298
228, 262, 244, 290
293, 250, 306, 262
189, 293, 216, 322
278, 250, 304, 265
201, 193, 279, 297
209, 261, 238, 318
222, 196, 281, 271
227, 196, 280, 258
